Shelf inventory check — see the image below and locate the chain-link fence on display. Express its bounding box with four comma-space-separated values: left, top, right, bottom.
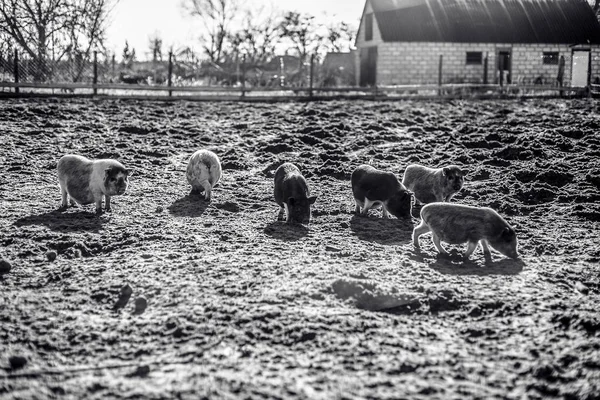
0, 48, 355, 85
0, 46, 589, 99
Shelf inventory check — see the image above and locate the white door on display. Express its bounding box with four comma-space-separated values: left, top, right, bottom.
571, 51, 589, 87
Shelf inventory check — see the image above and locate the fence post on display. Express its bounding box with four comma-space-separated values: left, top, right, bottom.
280, 57, 286, 87
13, 49, 19, 94
483, 53, 488, 85
93, 51, 98, 96
241, 54, 246, 98
587, 50, 592, 98
499, 56, 504, 89
309, 53, 315, 99
438, 54, 443, 96
167, 51, 173, 97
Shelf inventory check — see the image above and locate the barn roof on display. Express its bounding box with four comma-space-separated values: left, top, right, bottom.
367, 0, 600, 44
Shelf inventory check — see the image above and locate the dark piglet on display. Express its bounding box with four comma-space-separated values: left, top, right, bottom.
352, 164, 412, 219
274, 163, 317, 224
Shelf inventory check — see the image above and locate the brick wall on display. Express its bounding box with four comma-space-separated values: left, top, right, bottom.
362, 42, 600, 86
592, 47, 600, 84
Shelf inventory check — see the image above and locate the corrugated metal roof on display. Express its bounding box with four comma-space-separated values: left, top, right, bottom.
369, 0, 600, 44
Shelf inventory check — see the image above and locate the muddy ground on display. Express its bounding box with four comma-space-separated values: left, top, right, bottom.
1, 97, 599, 399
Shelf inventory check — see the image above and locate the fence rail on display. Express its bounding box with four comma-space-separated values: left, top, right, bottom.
0, 49, 595, 100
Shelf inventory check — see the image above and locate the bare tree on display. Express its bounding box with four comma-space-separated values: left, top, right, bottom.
326, 21, 356, 53
64, 0, 115, 81
0, 0, 115, 81
227, 5, 281, 65
148, 32, 163, 62
278, 11, 325, 85
182, 0, 240, 63
121, 40, 136, 68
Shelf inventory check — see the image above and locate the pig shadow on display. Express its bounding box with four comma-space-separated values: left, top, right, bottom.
14, 209, 104, 232
411, 250, 525, 276
263, 221, 309, 241
349, 214, 413, 245
168, 194, 210, 217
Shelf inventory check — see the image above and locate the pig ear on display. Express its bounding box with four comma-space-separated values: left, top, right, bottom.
287, 197, 295, 207
501, 227, 515, 241
104, 167, 113, 179
308, 196, 317, 205
442, 167, 449, 176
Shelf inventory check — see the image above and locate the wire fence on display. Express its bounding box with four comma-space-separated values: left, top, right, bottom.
0, 48, 594, 100
0, 49, 354, 86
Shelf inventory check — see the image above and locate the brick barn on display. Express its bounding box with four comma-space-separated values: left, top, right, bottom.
355, 0, 600, 87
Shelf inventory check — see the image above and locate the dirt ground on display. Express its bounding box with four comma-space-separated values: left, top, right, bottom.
1, 97, 599, 399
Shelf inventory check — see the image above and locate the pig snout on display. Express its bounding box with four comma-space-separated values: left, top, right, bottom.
287, 196, 315, 224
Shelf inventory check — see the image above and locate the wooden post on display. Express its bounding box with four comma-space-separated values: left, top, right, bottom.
309, 53, 315, 98
279, 56, 285, 87
93, 51, 98, 95
167, 51, 173, 97
499, 56, 504, 88
587, 50, 592, 98
13, 49, 19, 94
241, 54, 246, 98
483, 53, 488, 85
438, 54, 443, 96
557, 55, 565, 98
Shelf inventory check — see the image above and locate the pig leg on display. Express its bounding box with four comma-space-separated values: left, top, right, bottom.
69, 196, 77, 207
95, 199, 103, 215
412, 220, 430, 248
354, 200, 361, 215
59, 184, 68, 210
480, 240, 493, 260
200, 180, 212, 200
431, 233, 448, 255
277, 205, 285, 221
105, 195, 112, 212
464, 241, 478, 259
361, 198, 377, 216
381, 206, 390, 219
190, 186, 202, 195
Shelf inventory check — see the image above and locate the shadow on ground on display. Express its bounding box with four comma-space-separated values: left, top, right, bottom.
14, 209, 104, 232
349, 214, 414, 245
168, 194, 210, 217
263, 221, 309, 241
411, 250, 525, 276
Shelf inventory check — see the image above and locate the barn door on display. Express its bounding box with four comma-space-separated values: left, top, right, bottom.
497, 50, 512, 84
571, 50, 590, 87
360, 46, 377, 86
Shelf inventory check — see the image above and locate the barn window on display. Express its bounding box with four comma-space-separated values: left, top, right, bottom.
542, 52, 559, 65
466, 52, 482, 65
365, 13, 373, 41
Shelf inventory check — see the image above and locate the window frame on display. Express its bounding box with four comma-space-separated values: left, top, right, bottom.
542, 52, 559, 65
465, 51, 483, 65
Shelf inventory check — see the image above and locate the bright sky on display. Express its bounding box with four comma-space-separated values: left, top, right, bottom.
106, 0, 365, 60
